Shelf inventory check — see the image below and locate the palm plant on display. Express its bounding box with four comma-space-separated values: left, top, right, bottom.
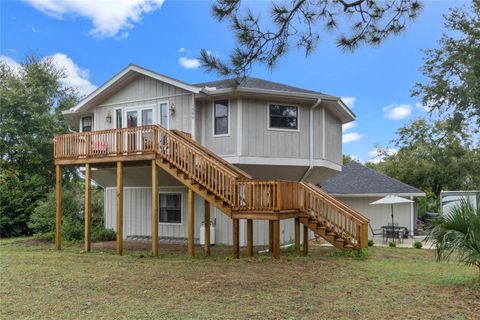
427, 196, 480, 273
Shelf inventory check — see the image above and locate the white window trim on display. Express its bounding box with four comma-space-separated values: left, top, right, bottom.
80, 114, 94, 132
158, 191, 183, 226
113, 107, 123, 129
123, 103, 157, 128
157, 100, 170, 130
266, 102, 300, 132
212, 99, 230, 137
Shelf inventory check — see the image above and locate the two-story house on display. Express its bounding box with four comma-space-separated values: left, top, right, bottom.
54, 64, 369, 258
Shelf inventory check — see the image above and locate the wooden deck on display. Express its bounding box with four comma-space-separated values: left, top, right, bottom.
53, 125, 369, 259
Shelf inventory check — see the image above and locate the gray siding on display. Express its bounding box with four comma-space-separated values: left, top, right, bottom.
201, 98, 238, 155
324, 109, 342, 164
241, 98, 310, 158
91, 75, 193, 133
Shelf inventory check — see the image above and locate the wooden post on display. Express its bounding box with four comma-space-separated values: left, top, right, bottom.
294, 218, 300, 255
232, 218, 239, 259
84, 163, 91, 253
361, 223, 369, 248
116, 162, 123, 256
187, 189, 195, 257
268, 220, 274, 253
151, 160, 158, 256
55, 165, 62, 250
246, 219, 253, 257
272, 220, 280, 259
303, 224, 309, 256
204, 200, 210, 256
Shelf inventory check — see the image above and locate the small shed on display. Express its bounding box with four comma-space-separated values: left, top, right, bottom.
319, 162, 425, 237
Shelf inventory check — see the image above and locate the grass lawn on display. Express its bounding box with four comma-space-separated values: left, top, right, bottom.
0, 238, 479, 320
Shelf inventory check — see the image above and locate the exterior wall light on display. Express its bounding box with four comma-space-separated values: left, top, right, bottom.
106, 111, 112, 123
170, 103, 176, 116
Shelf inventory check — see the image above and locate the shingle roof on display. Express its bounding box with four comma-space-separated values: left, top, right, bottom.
319, 161, 425, 196
194, 76, 328, 96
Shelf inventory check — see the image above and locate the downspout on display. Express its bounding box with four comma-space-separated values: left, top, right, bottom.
191, 93, 196, 140
301, 98, 322, 181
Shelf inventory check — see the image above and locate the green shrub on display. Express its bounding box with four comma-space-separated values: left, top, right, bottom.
330, 248, 370, 260
33, 232, 55, 242
368, 239, 374, 247
28, 184, 106, 242
413, 240, 423, 249
389, 241, 397, 248
92, 227, 116, 242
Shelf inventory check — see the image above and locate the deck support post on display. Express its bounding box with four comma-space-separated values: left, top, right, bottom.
303, 224, 309, 256
84, 163, 91, 253
151, 160, 158, 257
116, 162, 123, 256
268, 220, 274, 253
55, 165, 62, 250
232, 218, 239, 259
294, 218, 300, 255
187, 189, 195, 257
272, 220, 280, 259
246, 219, 253, 257
204, 200, 210, 256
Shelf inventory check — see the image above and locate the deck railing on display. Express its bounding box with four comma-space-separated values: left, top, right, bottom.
54, 125, 369, 246
299, 182, 369, 247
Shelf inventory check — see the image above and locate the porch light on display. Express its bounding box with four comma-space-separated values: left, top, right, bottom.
106, 111, 112, 123
169, 103, 176, 116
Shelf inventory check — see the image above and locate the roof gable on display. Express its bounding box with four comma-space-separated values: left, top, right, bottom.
65, 64, 200, 114
320, 161, 425, 196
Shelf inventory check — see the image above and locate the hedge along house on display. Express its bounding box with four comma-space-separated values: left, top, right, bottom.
54, 64, 369, 259
319, 162, 425, 237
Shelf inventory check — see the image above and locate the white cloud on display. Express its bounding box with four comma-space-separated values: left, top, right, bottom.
178, 47, 186, 53
383, 103, 412, 120
367, 148, 397, 164
341, 96, 356, 109
342, 121, 356, 132
415, 102, 431, 112
1, 54, 96, 96
0, 55, 21, 73
342, 132, 363, 144
48, 53, 97, 96
179, 57, 200, 69
24, 0, 164, 39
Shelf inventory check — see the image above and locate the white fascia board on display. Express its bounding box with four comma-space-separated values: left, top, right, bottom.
218, 155, 341, 171
64, 64, 201, 115
331, 193, 426, 198
199, 87, 355, 123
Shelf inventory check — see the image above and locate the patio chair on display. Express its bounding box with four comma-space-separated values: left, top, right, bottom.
369, 224, 385, 242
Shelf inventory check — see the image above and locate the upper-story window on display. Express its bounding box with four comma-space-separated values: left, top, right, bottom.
81, 116, 93, 132
214, 100, 229, 136
268, 104, 298, 130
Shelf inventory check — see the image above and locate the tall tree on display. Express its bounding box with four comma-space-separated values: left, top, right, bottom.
200, 0, 422, 76
370, 119, 480, 199
412, 2, 480, 127
0, 56, 77, 237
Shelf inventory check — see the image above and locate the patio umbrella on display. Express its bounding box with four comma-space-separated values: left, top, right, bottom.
370, 195, 413, 242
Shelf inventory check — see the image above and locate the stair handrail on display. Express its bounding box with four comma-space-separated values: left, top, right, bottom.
170, 129, 252, 179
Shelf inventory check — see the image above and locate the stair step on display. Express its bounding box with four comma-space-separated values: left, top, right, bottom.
335, 238, 345, 242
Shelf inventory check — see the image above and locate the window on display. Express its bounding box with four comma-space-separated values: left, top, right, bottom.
81, 116, 92, 132
115, 109, 122, 128
142, 109, 153, 125
160, 102, 168, 129
159, 193, 182, 224
214, 100, 229, 135
269, 104, 298, 130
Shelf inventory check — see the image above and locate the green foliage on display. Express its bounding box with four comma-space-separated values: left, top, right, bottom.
330, 248, 370, 259
371, 119, 480, 198
33, 232, 55, 242
28, 184, 113, 242
389, 241, 397, 248
427, 197, 480, 272
342, 154, 354, 164
0, 56, 78, 237
368, 239, 374, 247
413, 240, 423, 249
412, 2, 480, 127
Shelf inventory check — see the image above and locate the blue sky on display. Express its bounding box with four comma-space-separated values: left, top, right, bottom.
0, 0, 466, 162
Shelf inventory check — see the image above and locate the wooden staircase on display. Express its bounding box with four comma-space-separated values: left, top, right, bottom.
54, 124, 369, 250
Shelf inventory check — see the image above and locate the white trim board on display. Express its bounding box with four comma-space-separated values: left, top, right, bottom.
219, 155, 342, 171
331, 193, 426, 197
